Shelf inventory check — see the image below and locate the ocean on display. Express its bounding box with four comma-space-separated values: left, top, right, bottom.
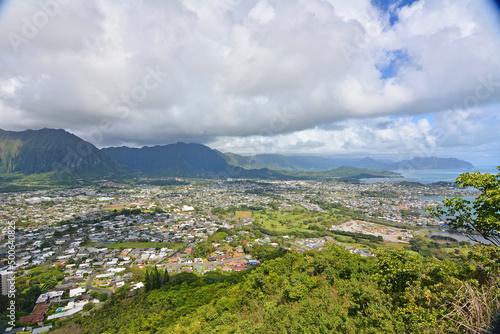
360, 166, 498, 245
360, 166, 498, 184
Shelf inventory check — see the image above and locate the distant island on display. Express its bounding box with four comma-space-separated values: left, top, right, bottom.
223, 153, 474, 172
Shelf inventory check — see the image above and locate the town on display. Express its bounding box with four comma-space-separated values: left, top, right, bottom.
0, 178, 474, 333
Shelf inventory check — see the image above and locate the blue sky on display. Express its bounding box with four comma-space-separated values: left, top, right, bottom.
376, 49, 411, 80
0, 0, 499, 165
372, 0, 419, 25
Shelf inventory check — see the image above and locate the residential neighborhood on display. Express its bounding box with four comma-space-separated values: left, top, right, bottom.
0, 178, 471, 333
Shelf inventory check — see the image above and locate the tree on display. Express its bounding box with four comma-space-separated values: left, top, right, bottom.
98, 292, 108, 302
163, 268, 170, 284
144, 268, 151, 291
144, 267, 169, 292
427, 167, 500, 247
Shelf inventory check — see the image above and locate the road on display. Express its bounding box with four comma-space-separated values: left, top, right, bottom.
157, 243, 190, 265
289, 241, 312, 252
41, 237, 74, 266
86, 273, 112, 296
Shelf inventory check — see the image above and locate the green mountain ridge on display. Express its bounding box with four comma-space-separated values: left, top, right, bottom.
0, 128, 127, 177
103, 144, 400, 180
0, 128, 401, 181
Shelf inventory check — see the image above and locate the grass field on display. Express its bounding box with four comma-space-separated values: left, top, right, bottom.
104, 242, 186, 249
235, 211, 252, 218
253, 206, 336, 233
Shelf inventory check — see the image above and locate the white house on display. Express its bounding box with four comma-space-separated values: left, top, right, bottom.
69, 287, 86, 298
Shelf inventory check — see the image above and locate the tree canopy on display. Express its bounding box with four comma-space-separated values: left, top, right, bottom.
427, 167, 500, 246
51, 244, 500, 333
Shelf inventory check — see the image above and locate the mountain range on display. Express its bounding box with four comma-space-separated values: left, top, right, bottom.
0, 128, 474, 181
223, 153, 474, 172
0, 128, 126, 176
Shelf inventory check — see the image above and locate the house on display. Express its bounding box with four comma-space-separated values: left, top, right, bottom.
234, 264, 246, 272
113, 281, 125, 288
32, 303, 49, 315
3, 327, 33, 334
32, 326, 53, 334
131, 282, 144, 291
96, 272, 114, 279
74, 295, 92, 304
69, 287, 86, 298
47, 306, 85, 320
36, 291, 63, 304
55, 282, 76, 291
19, 313, 45, 325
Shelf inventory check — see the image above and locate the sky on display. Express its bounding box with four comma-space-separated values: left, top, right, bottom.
0, 0, 500, 165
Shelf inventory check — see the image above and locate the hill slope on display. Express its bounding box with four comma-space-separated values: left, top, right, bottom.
51, 245, 500, 333
0, 128, 126, 176
103, 143, 399, 180
223, 153, 340, 172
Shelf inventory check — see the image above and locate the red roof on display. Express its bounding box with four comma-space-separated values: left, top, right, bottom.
20, 313, 45, 323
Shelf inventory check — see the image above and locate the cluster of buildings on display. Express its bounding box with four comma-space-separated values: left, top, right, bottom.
0, 178, 471, 334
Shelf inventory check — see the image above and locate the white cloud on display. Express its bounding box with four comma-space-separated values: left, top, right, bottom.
208, 107, 500, 164
249, 1, 275, 24
0, 0, 498, 163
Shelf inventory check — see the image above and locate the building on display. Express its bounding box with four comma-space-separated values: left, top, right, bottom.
19, 313, 45, 325
36, 291, 63, 304
69, 287, 86, 298
0, 271, 14, 296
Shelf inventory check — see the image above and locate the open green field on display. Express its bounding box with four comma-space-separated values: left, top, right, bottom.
103, 204, 129, 210
253, 206, 339, 233
235, 210, 252, 218
442, 247, 469, 256
103, 242, 186, 249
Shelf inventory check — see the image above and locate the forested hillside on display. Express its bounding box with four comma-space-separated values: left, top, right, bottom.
53, 244, 500, 333
0, 128, 126, 176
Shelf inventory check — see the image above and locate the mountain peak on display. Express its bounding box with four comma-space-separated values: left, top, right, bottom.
0, 128, 126, 175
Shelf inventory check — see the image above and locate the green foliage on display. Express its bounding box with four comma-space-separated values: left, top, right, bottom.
55, 244, 500, 333
427, 167, 500, 246
98, 293, 108, 302
409, 235, 457, 260
144, 267, 170, 292
191, 243, 215, 258
0, 128, 128, 178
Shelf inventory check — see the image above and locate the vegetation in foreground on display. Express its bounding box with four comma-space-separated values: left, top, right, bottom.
50, 243, 500, 334
49, 168, 500, 333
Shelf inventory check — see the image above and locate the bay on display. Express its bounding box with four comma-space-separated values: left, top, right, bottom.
428, 231, 490, 245
419, 196, 477, 202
